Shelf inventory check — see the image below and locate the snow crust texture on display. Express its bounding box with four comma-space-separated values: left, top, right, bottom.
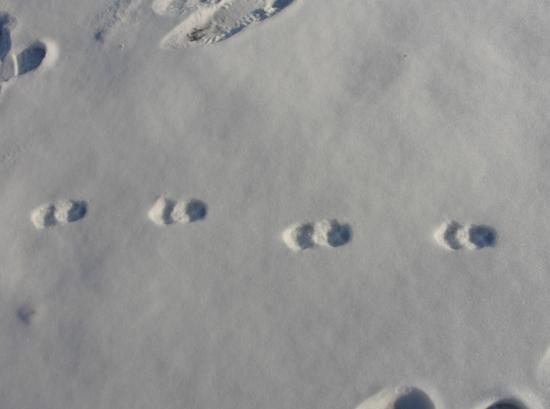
94, 0, 146, 42
5, 0, 550, 408
148, 196, 208, 225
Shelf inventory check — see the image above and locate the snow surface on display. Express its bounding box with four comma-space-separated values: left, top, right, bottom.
1, 0, 550, 408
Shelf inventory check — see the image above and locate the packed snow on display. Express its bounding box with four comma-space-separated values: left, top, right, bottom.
1, 0, 550, 408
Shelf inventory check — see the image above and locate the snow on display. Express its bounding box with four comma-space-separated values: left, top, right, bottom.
1, 0, 550, 408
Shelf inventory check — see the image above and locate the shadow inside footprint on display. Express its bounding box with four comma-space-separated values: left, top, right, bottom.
67, 201, 88, 223
0, 14, 12, 60
326, 222, 352, 247
295, 224, 315, 250
272, 0, 295, 10
394, 388, 435, 409
468, 225, 497, 249
486, 399, 527, 409
162, 198, 177, 225
16, 41, 46, 76
185, 199, 207, 222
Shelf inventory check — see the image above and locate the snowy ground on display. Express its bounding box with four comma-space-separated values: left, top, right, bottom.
1, 0, 550, 408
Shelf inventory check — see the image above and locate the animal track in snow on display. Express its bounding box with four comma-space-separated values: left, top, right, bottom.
434, 221, 496, 251
31, 200, 88, 229
0, 12, 56, 87
0, 13, 13, 61
148, 196, 207, 226
152, 0, 297, 49
282, 222, 314, 251
355, 386, 435, 409
283, 219, 352, 251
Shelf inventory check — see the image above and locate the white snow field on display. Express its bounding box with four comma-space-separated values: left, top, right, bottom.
1, 0, 550, 408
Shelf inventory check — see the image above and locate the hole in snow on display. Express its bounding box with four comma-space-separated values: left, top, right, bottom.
16, 41, 47, 76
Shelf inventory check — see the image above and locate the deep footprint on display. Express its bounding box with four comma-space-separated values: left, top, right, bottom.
0, 13, 48, 82
355, 386, 435, 409
16, 41, 47, 76
156, 0, 297, 49
465, 224, 497, 249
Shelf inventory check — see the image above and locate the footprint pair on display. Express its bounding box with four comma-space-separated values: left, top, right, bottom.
31, 200, 87, 229
148, 196, 207, 226
282, 219, 352, 251
434, 221, 496, 251
356, 386, 530, 409
0, 13, 48, 83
